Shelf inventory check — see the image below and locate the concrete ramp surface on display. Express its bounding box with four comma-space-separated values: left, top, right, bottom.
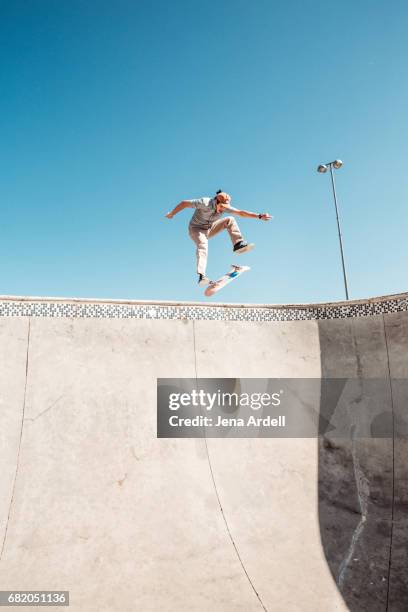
0, 294, 407, 611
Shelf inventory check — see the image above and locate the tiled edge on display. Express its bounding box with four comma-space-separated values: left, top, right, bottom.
0, 295, 407, 322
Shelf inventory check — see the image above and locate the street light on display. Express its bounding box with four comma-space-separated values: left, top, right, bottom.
317, 159, 349, 300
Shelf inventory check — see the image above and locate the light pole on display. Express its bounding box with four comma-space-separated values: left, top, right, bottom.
317, 159, 349, 301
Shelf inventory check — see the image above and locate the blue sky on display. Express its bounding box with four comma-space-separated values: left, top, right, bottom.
1, 0, 407, 304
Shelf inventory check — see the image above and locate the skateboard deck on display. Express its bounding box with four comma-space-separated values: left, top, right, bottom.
204, 265, 250, 297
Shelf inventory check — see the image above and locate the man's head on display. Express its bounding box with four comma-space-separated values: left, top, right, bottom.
215, 189, 231, 206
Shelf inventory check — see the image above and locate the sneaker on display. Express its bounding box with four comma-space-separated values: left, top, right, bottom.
198, 274, 210, 286
233, 240, 255, 255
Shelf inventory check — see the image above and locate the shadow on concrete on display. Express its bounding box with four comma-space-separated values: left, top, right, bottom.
317, 312, 408, 612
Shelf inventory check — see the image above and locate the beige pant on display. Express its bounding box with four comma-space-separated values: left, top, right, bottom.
189, 216, 243, 275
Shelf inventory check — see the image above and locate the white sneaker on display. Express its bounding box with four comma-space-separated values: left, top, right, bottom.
233, 241, 255, 255
198, 274, 210, 286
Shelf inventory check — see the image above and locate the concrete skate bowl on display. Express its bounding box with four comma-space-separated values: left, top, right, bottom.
0, 293, 407, 612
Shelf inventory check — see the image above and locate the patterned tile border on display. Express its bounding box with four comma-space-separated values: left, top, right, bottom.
0, 294, 407, 322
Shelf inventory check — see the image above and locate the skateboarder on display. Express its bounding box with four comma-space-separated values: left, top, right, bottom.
166, 190, 271, 285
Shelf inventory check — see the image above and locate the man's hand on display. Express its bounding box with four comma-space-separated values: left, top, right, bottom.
166, 212, 174, 219
259, 213, 272, 221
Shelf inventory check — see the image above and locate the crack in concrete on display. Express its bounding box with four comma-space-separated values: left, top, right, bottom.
192, 321, 268, 612
0, 320, 31, 560
337, 424, 369, 588
336, 320, 370, 590
383, 315, 396, 612
24, 395, 65, 422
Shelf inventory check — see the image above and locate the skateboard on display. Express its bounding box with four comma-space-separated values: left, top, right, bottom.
204, 265, 250, 297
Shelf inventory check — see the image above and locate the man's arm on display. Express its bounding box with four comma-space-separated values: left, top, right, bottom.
166, 201, 194, 219
221, 204, 272, 221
